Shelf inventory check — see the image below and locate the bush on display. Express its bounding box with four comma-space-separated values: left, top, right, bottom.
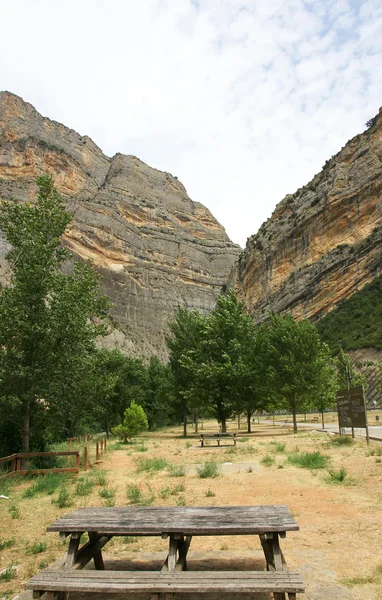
0, 538, 15, 551
288, 451, 329, 469
329, 435, 354, 446
326, 468, 348, 484
0, 566, 17, 582
8, 504, 20, 519
52, 486, 72, 508
168, 464, 186, 477
197, 461, 220, 479
27, 541, 47, 555
136, 457, 168, 473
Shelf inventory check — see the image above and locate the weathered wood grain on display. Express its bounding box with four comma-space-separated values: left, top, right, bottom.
47, 505, 298, 536
25, 569, 305, 594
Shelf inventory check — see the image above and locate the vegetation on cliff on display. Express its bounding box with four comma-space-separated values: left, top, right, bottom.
317, 275, 382, 352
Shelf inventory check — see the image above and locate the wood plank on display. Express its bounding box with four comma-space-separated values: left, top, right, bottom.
25, 570, 305, 594
47, 505, 299, 536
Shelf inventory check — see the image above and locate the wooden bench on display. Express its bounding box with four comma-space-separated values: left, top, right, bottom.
26, 568, 304, 599
200, 433, 237, 447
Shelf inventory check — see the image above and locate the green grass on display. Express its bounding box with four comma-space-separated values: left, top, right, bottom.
205, 489, 216, 497
168, 464, 186, 477
0, 538, 15, 551
123, 536, 139, 544
22, 473, 69, 498
270, 441, 286, 453
261, 455, 275, 467
0, 567, 17, 582
329, 435, 354, 446
27, 541, 47, 555
99, 487, 116, 506
325, 467, 348, 484
136, 457, 168, 473
287, 451, 329, 469
126, 484, 155, 506
176, 495, 186, 506
75, 477, 94, 496
92, 471, 107, 486
8, 504, 20, 519
341, 564, 382, 587
52, 486, 72, 508
366, 445, 382, 456
197, 461, 220, 479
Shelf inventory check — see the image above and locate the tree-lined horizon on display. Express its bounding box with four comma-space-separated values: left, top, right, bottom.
0, 175, 369, 456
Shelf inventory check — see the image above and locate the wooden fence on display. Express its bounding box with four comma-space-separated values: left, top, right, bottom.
0, 451, 80, 478
0, 434, 108, 478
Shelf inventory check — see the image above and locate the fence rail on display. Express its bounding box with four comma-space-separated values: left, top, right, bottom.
0, 451, 80, 478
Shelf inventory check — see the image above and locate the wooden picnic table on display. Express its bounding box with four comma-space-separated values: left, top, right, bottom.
27, 505, 303, 600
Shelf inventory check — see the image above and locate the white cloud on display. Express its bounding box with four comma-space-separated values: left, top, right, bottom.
0, 0, 381, 246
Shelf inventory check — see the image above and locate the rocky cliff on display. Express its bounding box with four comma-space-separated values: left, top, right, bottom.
0, 92, 241, 359
231, 108, 382, 323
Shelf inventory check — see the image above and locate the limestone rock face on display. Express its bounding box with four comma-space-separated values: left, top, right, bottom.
0, 92, 241, 359
230, 108, 382, 323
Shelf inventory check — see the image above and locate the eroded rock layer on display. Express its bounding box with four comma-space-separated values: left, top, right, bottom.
231, 108, 382, 322
0, 92, 241, 359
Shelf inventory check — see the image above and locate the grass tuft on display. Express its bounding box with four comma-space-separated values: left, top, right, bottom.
75, 477, 94, 496
261, 455, 275, 467
270, 441, 286, 453
136, 457, 168, 473
126, 483, 155, 506
0, 566, 17, 582
27, 541, 47, 555
8, 504, 20, 519
205, 489, 216, 497
0, 538, 15, 551
329, 435, 354, 446
197, 461, 220, 479
168, 464, 186, 477
288, 451, 329, 470
22, 473, 69, 498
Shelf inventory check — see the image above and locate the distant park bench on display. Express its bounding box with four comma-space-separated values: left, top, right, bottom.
200, 433, 237, 447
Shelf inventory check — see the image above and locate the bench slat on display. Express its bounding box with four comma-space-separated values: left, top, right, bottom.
26, 570, 305, 594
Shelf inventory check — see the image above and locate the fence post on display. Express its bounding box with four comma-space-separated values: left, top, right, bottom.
84, 446, 88, 471
96, 442, 99, 462
100, 439, 104, 453
104, 437, 107, 450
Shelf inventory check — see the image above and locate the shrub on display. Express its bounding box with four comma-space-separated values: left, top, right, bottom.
75, 477, 94, 496
136, 457, 168, 473
261, 455, 275, 467
27, 541, 47, 555
176, 496, 186, 506
197, 461, 220, 479
168, 464, 186, 477
112, 402, 149, 442
0, 538, 15, 551
0, 566, 17, 582
270, 442, 286, 453
123, 536, 138, 544
8, 504, 20, 519
126, 484, 154, 506
22, 473, 69, 498
99, 487, 116, 506
326, 468, 348, 484
329, 436, 354, 446
52, 486, 72, 508
288, 451, 329, 469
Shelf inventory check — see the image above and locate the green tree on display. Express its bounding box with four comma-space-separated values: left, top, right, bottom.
309, 358, 338, 428
112, 402, 148, 442
263, 313, 333, 433
167, 307, 205, 436
0, 174, 109, 453
145, 356, 174, 430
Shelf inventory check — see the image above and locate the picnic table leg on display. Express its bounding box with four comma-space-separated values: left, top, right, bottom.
89, 532, 105, 570
260, 533, 286, 600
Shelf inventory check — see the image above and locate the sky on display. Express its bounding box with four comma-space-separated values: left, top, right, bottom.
1, 0, 381, 247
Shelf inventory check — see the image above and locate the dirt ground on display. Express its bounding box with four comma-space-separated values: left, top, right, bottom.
1, 421, 382, 600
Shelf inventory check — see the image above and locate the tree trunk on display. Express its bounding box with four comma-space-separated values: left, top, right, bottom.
22, 399, 30, 453
183, 411, 187, 437
292, 407, 298, 433
321, 411, 325, 429
221, 418, 227, 433
247, 411, 251, 433
238, 413, 241, 429
194, 409, 198, 433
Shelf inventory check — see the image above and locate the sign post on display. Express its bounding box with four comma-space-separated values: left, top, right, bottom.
336, 385, 369, 444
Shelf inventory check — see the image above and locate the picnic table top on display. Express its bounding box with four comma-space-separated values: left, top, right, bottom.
47, 504, 298, 536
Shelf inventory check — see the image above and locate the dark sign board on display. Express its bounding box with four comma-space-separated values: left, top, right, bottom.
336, 386, 367, 429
